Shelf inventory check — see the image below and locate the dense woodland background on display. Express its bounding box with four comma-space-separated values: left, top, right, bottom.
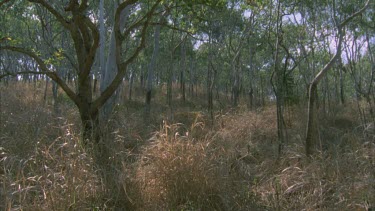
0, 0, 374, 210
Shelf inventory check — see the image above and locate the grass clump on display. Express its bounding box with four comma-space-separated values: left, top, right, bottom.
134, 122, 241, 210
0, 128, 104, 210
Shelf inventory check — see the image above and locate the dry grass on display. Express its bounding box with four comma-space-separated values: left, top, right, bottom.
135, 122, 231, 210
1, 82, 374, 210
0, 83, 103, 210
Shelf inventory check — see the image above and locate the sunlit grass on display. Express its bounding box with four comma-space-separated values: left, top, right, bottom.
0, 82, 374, 210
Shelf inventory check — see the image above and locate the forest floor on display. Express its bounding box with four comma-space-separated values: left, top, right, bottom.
1, 82, 374, 210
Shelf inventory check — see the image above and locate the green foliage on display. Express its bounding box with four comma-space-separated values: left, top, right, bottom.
284, 73, 299, 105
181, 0, 226, 8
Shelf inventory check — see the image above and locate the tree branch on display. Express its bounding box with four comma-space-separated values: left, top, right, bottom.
80, 16, 100, 79
339, 0, 370, 27
311, 0, 370, 85
92, 0, 161, 111
0, 0, 11, 8
115, 0, 138, 41
28, 0, 71, 29
0, 45, 80, 106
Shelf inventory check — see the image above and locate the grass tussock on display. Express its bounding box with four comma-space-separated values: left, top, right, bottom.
135, 122, 232, 210
1, 82, 374, 210
1, 126, 103, 210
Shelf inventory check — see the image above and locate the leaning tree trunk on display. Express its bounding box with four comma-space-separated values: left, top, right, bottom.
305, 1, 369, 156
306, 37, 343, 156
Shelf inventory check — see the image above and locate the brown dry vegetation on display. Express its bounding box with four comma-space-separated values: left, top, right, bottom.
1, 82, 374, 210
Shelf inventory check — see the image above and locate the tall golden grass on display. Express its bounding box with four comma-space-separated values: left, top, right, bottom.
0, 82, 374, 210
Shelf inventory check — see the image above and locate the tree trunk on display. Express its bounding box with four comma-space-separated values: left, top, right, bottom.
248, 87, 254, 110
305, 83, 318, 156
271, 0, 286, 155
189, 56, 194, 98
339, 66, 345, 104
43, 77, 49, 103
52, 80, 59, 114
128, 70, 134, 101
145, 18, 161, 122
80, 107, 100, 145
207, 35, 214, 124
180, 38, 186, 102
232, 54, 240, 108
305, 0, 369, 156
100, 3, 130, 122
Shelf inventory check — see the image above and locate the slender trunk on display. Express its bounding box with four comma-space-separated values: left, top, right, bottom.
249, 87, 253, 110
322, 76, 328, 115
248, 47, 254, 110
180, 39, 186, 102
232, 55, 240, 107
339, 66, 345, 104
145, 20, 161, 121
43, 77, 49, 103
128, 70, 134, 101
52, 80, 59, 114
207, 35, 214, 124
272, 0, 285, 155
207, 64, 213, 123
306, 83, 318, 156
189, 56, 194, 98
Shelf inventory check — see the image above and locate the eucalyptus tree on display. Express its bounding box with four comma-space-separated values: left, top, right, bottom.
344, 29, 375, 126
0, 0, 232, 145
0, 0, 162, 148
305, 0, 370, 156
253, 0, 299, 154
226, 3, 249, 107
99, 0, 131, 122
144, 7, 164, 121
0, 1, 42, 83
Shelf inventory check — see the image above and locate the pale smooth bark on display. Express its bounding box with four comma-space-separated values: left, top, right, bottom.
100, 3, 130, 121
305, 0, 370, 156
